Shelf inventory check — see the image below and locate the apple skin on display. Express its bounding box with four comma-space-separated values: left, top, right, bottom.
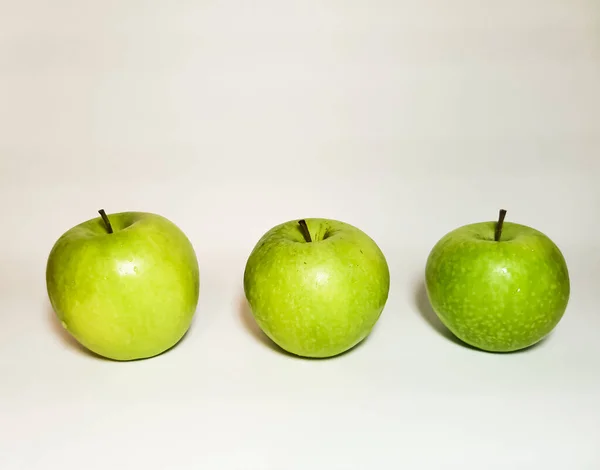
425, 220, 570, 352
243, 218, 390, 358
46, 211, 200, 361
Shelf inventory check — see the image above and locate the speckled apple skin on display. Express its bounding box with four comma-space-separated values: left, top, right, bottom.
425, 220, 570, 352
243, 218, 390, 358
46, 212, 200, 361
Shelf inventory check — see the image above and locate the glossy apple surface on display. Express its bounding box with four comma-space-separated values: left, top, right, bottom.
46, 210, 200, 361
425, 212, 570, 352
244, 218, 390, 358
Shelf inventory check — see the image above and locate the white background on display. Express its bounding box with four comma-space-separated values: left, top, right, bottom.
1, 1, 599, 468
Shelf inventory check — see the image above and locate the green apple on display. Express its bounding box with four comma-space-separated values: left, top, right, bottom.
243, 218, 390, 358
425, 209, 570, 352
46, 209, 200, 361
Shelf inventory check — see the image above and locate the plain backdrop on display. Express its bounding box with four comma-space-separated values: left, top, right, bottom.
1, 1, 599, 469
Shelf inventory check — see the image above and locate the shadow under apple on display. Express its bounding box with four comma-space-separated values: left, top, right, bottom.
413, 281, 547, 354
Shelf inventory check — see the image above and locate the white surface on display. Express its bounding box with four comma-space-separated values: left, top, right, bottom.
1, 1, 599, 468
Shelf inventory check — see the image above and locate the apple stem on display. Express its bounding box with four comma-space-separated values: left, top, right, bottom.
494, 209, 507, 242
98, 209, 114, 234
298, 219, 312, 243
